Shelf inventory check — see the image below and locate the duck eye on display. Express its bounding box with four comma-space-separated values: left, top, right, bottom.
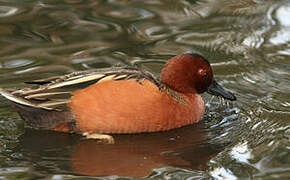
198, 69, 207, 78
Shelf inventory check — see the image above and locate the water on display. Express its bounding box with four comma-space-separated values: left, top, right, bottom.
0, 0, 289, 179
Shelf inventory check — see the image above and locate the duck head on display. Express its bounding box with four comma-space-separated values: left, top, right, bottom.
161, 53, 236, 101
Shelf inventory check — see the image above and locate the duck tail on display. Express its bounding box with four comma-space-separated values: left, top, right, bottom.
0, 88, 76, 132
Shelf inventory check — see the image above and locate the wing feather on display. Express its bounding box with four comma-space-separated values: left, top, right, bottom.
1, 66, 162, 111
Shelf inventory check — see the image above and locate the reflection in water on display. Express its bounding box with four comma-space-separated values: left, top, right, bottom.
269, 4, 290, 45
230, 142, 252, 164
17, 125, 223, 178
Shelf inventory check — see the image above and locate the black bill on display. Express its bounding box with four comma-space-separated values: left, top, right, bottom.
207, 80, 236, 101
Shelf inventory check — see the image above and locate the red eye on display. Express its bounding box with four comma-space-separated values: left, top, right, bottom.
198, 69, 207, 78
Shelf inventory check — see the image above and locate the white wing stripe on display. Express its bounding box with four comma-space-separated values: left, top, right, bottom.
0, 88, 38, 107
48, 74, 106, 89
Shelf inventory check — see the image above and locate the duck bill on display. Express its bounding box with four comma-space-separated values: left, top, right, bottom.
207, 80, 236, 101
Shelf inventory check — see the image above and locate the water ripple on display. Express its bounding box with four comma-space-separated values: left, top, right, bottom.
104, 8, 154, 21
0, 58, 33, 69
0, 6, 18, 17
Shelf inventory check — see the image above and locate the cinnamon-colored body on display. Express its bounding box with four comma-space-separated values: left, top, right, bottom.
70, 79, 205, 134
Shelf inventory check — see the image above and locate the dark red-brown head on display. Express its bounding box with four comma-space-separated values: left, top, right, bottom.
161, 53, 236, 101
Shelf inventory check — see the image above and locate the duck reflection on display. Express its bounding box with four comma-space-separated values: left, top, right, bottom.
17, 123, 223, 177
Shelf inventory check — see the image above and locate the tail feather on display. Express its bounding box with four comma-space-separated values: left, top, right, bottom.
0, 88, 75, 132
12, 103, 75, 131
0, 88, 37, 108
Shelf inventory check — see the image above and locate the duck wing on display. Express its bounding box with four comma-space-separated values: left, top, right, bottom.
0, 66, 161, 111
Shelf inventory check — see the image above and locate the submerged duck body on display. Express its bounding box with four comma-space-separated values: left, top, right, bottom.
0, 54, 236, 135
